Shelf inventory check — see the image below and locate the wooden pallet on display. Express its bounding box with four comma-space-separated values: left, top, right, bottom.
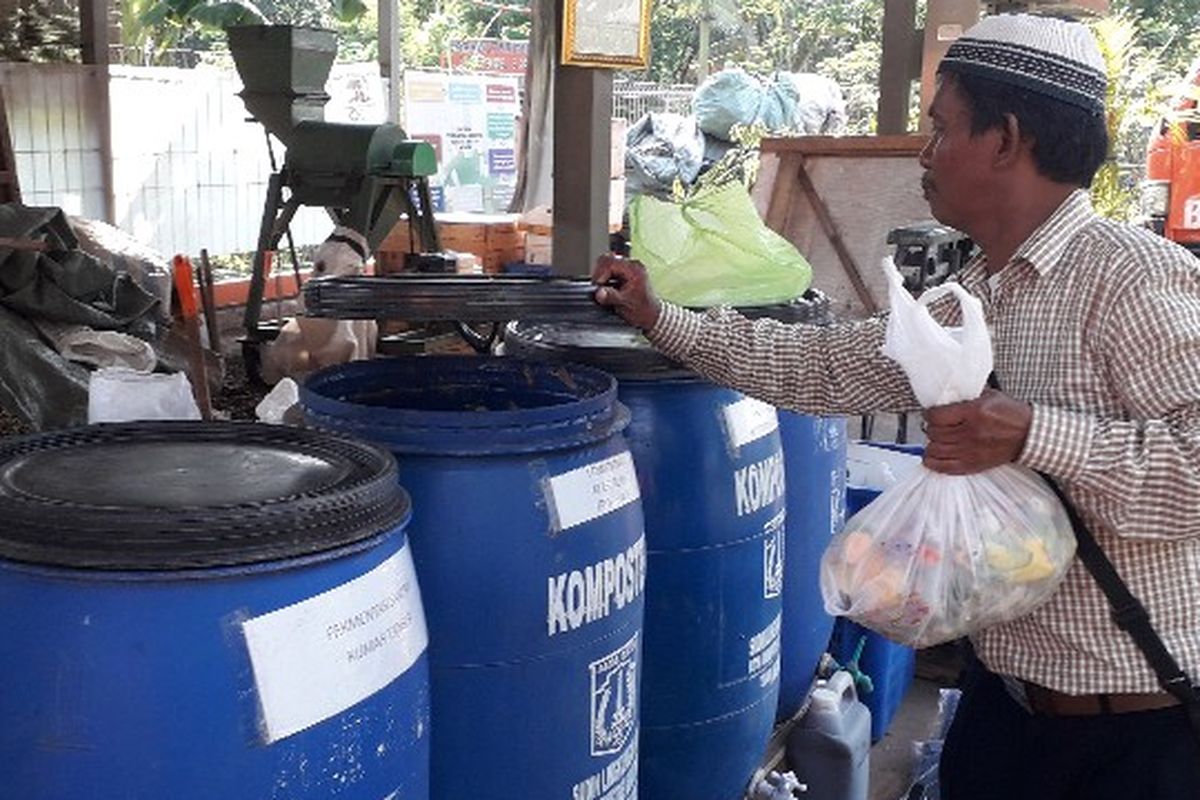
0, 85, 20, 204
752, 135, 930, 319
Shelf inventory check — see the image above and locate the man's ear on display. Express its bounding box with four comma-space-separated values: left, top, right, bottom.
994, 112, 1031, 169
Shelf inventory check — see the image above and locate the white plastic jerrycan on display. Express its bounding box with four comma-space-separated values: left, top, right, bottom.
785, 669, 872, 800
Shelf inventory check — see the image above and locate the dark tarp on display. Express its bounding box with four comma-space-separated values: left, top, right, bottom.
0, 204, 161, 429
0, 204, 159, 332
0, 306, 89, 429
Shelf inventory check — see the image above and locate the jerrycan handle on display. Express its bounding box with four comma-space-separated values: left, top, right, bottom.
821, 669, 858, 713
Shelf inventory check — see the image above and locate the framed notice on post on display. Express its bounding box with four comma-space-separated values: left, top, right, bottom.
561, 0, 651, 69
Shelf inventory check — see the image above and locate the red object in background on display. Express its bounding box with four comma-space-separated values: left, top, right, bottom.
441, 39, 528, 75
172, 254, 198, 320
1143, 60, 1200, 253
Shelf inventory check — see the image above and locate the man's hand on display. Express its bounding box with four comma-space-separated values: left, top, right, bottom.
592, 254, 662, 331
922, 389, 1033, 475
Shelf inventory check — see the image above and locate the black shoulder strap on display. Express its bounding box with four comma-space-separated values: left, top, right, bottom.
1037, 474, 1200, 710
985, 374, 1200, 723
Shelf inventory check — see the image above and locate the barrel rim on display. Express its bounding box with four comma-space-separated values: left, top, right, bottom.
0, 421, 411, 571
301, 355, 630, 455
503, 289, 835, 380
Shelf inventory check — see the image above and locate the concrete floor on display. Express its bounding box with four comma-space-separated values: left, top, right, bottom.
866, 642, 965, 800
866, 677, 944, 800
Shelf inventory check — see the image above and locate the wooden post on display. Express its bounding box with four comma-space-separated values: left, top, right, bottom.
80, 0, 116, 223
920, 0, 980, 131
0, 86, 20, 204
378, 0, 402, 123
552, 65, 612, 277
79, 0, 110, 67
877, 0, 919, 135
550, 0, 613, 278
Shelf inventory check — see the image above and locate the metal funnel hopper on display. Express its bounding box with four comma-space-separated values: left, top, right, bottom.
226, 25, 338, 145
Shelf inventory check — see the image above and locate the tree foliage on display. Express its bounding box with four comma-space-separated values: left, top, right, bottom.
395, 0, 529, 68
118, 0, 376, 64
648, 0, 880, 79
0, 0, 79, 62
643, 0, 884, 131
738, 0, 880, 73
4, 0, 1197, 149
1091, 12, 1166, 219
1111, 0, 1200, 74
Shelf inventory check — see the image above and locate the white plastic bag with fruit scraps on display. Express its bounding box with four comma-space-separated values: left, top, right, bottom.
819, 260, 1076, 647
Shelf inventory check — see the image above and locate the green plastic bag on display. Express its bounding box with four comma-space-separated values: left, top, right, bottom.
629, 182, 812, 307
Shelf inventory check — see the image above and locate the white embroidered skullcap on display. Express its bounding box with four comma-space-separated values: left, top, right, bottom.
938, 13, 1107, 115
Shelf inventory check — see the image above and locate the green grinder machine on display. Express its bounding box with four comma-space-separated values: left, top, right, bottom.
226, 25, 441, 342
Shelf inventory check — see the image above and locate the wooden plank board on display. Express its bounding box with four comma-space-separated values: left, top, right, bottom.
751, 135, 934, 319
794, 155, 877, 313
760, 134, 929, 158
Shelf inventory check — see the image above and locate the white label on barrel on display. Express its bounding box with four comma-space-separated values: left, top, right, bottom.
722, 397, 779, 452
242, 544, 428, 744
546, 451, 640, 533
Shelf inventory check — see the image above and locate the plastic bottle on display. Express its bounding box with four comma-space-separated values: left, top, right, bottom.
785, 670, 872, 800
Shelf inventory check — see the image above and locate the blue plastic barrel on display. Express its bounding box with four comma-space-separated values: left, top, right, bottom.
701, 293, 846, 724
504, 324, 784, 800
776, 414, 847, 720
0, 422, 430, 799
301, 356, 645, 800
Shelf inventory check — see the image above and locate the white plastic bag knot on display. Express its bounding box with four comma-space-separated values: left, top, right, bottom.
880, 257, 992, 407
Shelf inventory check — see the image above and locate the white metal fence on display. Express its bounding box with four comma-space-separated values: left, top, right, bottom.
612, 79, 696, 123
106, 64, 336, 257
2, 62, 694, 257
3, 62, 385, 257
2, 64, 108, 221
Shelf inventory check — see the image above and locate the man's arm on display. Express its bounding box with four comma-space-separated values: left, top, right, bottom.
1016, 260, 1200, 541
645, 302, 916, 416
594, 253, 918, 416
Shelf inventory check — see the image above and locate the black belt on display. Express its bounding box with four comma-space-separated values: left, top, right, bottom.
1022, 681, 1181, 716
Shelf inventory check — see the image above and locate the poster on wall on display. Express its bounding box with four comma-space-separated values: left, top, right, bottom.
402, 70, 520, 214
325, 64, 388, 125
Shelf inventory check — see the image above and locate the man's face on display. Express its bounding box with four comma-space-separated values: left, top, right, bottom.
918, 76, 996, 233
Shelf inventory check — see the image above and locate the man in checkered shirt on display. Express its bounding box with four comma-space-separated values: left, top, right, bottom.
595, 13, 1200, 800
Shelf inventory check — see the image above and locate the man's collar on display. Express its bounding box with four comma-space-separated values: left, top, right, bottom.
932, 189, 1095, 297
1009, 188, 1097, 276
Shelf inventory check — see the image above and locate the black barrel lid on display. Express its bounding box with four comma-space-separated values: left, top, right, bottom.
503, 321, 690, 380
303, 274, 625, 325
0, 422, 409, 571
503, 289, 835, 379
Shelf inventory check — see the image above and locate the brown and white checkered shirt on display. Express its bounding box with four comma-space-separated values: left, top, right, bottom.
648, 189, 1200, 693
